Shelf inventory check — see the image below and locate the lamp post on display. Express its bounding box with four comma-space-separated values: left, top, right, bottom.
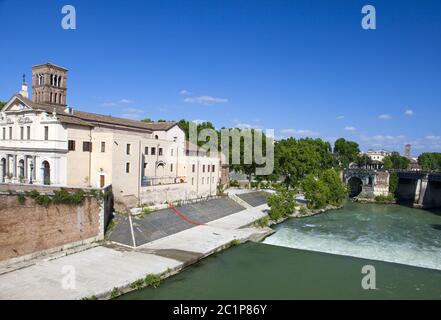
29, 161, 34, 185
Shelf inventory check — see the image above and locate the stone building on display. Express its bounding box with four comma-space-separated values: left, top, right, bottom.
0, 63, 224, 207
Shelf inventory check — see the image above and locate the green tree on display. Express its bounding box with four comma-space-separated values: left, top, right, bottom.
0, 101, 6, 108
320, 169, 347, 206
141, 118, 152, 123
389, 172, 398, 195
267, 187, 297, 220
418, 153, 441, 171
301, 169, 347, 209
356, 154, 373, 169
301, 174, 330, 209
333, 138, 360, 168
383, 152, 410, 170
228, 129, 272, 187
177, 119, 217, 145
275, 137, 335, 187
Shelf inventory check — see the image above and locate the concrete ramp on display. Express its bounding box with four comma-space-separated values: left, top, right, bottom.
236, 191, 271, 207
108, 197, 245, 247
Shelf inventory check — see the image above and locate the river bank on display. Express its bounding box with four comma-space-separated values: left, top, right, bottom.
118, 202, 441, 300
0, 202, 272, 300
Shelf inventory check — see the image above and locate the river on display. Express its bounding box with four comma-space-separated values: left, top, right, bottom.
118, 202, 441, 299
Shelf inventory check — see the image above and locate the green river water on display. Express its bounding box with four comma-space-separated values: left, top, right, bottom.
119, 202, 441, 299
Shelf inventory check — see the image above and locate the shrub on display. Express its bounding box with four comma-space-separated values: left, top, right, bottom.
389, 173, 398, 195
110, 287, 121, 299
34, 194, 51, 207
28, 190, 40, 199
17, 193, 26, 205
145, 274, 161, 288
375, 194, 395, 203
130, 279, 145, 290
267, 187, 297, 220
299, 206, 308, 215
53, 188, 85, 205
228, 239, 241, 247
255, 216, 270, 228
230, 180, 240, 188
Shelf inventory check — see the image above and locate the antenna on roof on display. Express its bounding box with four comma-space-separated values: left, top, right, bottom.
22, 73, 26, 84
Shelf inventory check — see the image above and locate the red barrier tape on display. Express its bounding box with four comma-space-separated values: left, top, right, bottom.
168, 203, 206, 226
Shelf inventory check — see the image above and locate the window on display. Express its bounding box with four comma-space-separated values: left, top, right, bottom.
145, 147, 149, 155
192, 164, 195, 173
9, 127, 12, 140
20, 127, 24, 140
126, 162, 130, 173
126, 144, 131, 155
151, 147, 156, 155
202, 177, 204, 184
159, 148, 163, 156
83, 141, 92, 152
192, 177, 194, 185
212, 165, 215, 172
2, 128, 5, 140
44, 126, 49, 140
208, 165, 210, 172
212, 177, 215, 183
155, 135, 159, 140
101, 142, 106, 153
171, 148, 174, 156
27, 126, 31, 140
144, 162, 148, 169
170, 164, 173, 172
68, 140, 76, 151
202, 165, 205, 173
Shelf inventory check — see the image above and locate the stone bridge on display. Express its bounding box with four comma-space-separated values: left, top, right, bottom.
343, 169, 389, 198
343, 169, 441, 209
395, 171, 441, 209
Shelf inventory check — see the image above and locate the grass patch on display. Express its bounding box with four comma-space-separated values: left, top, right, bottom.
374, 194, 395, 203
145, 274, 161, 288
298, 205, 308, 215
81, 295, 97, 300
227, 239, 241, 248
110, 287, 121, 299
255, 216, 269, 228
17, 193, 26, 205
130, 279, 145, 290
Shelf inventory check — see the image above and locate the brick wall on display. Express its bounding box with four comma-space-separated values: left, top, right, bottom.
0, 191, 104, 263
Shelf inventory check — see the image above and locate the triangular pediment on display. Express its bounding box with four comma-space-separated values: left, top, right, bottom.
1, 95, 33, 112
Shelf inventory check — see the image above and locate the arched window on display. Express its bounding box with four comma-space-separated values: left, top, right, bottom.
155, 135, 159, 140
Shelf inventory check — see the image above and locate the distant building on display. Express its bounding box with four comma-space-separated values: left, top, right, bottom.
365, 149, 392, 162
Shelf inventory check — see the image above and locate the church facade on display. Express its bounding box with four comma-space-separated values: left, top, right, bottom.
0, 63, 224, 207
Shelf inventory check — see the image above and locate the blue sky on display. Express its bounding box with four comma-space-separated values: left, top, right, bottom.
1, 0, 440, 155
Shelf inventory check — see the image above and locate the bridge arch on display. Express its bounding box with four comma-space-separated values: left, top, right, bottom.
348, 177, 363, 197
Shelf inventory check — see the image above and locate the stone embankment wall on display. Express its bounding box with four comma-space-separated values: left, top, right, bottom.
0, 184, 113, 264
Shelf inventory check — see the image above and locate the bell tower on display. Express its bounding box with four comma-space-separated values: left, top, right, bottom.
32, 63, 68, 106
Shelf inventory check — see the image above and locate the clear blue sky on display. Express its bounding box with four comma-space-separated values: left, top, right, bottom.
1, 0, 440, 156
